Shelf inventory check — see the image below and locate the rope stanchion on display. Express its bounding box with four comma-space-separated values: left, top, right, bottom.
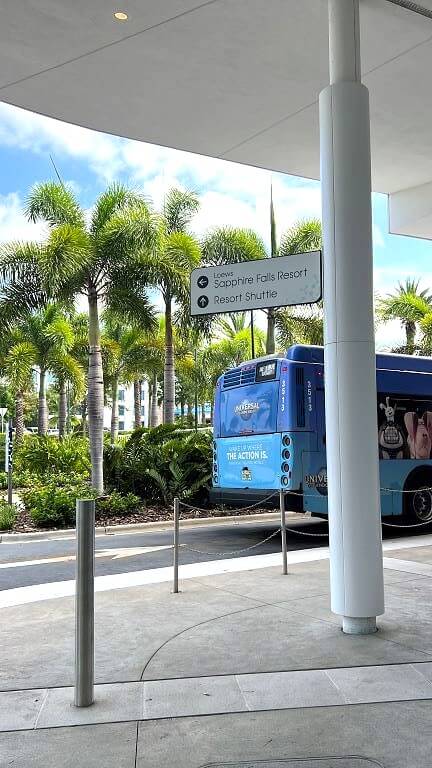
280, 489, 288, 575
173, 497, 179, 594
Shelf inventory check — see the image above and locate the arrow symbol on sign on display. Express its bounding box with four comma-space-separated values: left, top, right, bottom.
198, 295, 209, 308
197, 275, 208, 288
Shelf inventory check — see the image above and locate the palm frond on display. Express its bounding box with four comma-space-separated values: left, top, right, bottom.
90, 183, 148, 235
26, 182, 84, 228
163, 188, 199, 234
279, 219, 322, 257
202, 227, 266, 265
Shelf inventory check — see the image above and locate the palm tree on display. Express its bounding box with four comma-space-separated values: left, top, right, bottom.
266, 217, 322, 353
103, 315, 155, 441
149, 189, 201, 424
0, 336, 34, 442
0, 182, 157, 490
202, 227, 266, 266
216, 312, 249, 340
377, 279, 432, 353
9, 305, 79, 436
276, 304, 324, 348
266, 186, 278, 354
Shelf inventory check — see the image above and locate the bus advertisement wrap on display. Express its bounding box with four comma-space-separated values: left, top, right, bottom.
211, 345, 432, 523
215, 433, 283, 489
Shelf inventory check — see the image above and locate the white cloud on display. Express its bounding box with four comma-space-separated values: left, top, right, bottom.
0, 192, 47, 243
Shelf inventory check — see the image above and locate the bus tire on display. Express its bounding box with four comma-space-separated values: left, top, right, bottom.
402, 467, 432, 525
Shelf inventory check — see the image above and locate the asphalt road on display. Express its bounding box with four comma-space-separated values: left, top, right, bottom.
0, 516, 426, 592
0, 516, 330, 591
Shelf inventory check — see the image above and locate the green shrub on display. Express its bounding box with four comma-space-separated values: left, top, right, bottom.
0, 499, 17, 531
97, 491, 142, 519
22, 481, 97, 528
0, 471, 7, 490
104, 425, 212, 505
0, 433, 5, 472
14, 435, 90, 479
12, 469, 40, 489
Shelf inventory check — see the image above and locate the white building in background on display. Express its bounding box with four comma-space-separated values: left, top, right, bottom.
103, 381, 149, 433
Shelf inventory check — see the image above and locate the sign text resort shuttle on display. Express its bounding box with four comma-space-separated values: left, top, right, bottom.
190, 251, 322, 316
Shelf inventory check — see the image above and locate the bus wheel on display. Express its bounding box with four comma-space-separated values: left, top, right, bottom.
410, 487, 432, 523
403, 469, 432, 524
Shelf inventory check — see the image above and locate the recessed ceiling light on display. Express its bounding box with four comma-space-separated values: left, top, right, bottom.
114, 11, 128, 21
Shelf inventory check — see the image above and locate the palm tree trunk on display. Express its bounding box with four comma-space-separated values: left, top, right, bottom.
58, 378, 67, 439
147, 380, 152, 428
201, 403, 206, 425
134, 380, 141, 429
163, 293, 175, 423
81, 397, 87, 437
38, 368, 48, 436
88, 290, 104, 492
110, 375, 119, 442
15, 390, 24, 443
266, 308, 276, 354
406, 321, 416, 353
150, 372, 159, 427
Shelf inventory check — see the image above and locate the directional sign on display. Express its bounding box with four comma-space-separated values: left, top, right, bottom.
190, 251, 321, 316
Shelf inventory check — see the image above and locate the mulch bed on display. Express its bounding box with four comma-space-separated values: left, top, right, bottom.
7, 501, 277, 534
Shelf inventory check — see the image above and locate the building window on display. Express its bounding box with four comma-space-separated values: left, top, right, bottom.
119, 405, 125, 416
141, 405, 145, 416
119, 421, 125, 432
118, 390, 125, 401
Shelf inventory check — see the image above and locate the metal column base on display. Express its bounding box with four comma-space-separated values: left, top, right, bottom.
342, 616, 377, 635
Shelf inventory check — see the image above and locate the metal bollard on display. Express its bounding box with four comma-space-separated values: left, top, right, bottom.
173, 497, 180, 593
75, 498, 95, 707
280, 490, 288, 575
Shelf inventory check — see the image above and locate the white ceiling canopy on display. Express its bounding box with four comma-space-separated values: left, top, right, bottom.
2, 1, 432, 237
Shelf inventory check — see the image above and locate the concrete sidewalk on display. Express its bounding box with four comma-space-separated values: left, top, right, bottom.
2, 537, 432, 766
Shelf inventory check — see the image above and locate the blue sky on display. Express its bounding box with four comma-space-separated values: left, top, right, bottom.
0, 101, 432, 350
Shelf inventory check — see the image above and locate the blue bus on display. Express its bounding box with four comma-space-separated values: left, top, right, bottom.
211, 345, 432, 524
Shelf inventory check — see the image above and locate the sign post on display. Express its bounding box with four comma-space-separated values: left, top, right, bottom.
5, 420, 13, 505
190, 251, 322, 317
0, 407, 6, 433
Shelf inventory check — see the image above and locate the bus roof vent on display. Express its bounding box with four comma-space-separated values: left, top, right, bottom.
223, 366, 256, 388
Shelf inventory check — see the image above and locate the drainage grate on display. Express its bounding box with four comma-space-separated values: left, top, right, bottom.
203, 758, 384, 768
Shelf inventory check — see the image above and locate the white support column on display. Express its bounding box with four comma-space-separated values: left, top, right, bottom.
319, 0, 384, 634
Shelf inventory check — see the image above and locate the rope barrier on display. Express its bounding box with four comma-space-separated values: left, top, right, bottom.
178, 486, 432, 518
382, 519, 432, 529
178, 490, 278, 515
178, 527, 282, 557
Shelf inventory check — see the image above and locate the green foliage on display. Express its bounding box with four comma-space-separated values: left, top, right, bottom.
14, 435, 90, 478
22, 480, 97, 528
0, 471, 7, 489
0, 499, 17, 531
12, 468, 40, 489
97, 491, 142, 519
104, 425, 212, 504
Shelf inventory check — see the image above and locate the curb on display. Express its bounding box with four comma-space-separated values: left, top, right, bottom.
0, 511, 293, 542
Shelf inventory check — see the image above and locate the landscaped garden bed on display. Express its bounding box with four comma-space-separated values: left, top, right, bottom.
0, 428, 275, 534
